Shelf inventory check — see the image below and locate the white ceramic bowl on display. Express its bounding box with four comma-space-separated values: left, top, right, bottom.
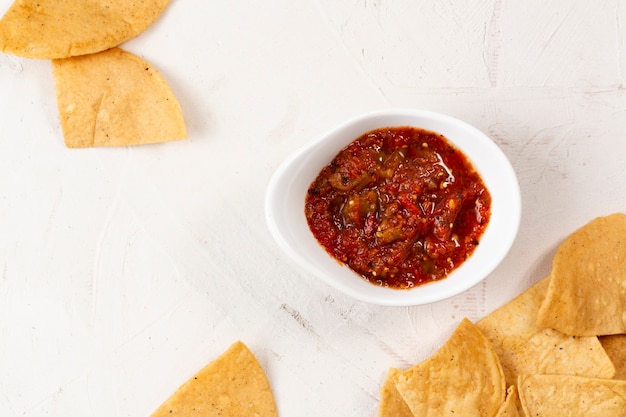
265, 108, 521, 306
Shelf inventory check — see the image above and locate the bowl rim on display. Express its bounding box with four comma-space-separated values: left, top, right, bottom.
265, 108, 521, 306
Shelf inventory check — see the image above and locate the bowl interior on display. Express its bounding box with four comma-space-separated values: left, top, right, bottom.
265, 109, 521, 306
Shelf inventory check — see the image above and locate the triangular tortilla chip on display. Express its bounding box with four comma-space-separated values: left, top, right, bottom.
537, 213, 626, 336
393, 318, 505, 417
600, 334, 626, 380
0, 0, 170, 59
378, 368, 413, 417
52, 47, 186, 147
150, 341, 278, 417
518, 374, 626, 416
477, 276, 615, 388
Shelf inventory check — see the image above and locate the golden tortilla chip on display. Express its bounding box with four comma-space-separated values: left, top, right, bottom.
494, 386, 522, 417
52, 47, 186, 148
537, 213, 626, 336
518, 374, 626, 416
393, 318, 505, 417
477, 276, 615, 388
150, 341, 278, 417
0, 0, 170, 59
378, 368, 413, 417
600, 334, 626, 380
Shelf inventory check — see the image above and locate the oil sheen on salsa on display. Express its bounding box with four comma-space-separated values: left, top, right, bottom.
305, 126, 491, 289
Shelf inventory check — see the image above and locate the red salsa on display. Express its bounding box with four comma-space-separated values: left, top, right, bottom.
304, 126, 491, 289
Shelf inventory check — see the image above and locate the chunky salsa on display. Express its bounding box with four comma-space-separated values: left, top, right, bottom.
304, 126, 491, 289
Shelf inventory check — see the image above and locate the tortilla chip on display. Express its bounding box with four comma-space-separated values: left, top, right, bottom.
378, 368, 413, 417
52, 47, 186, 147
0, 0, 170, 59
150, 341, 278, 417
518, 374, 626, 416
477, 276, 615, 388
537, 213, 626, 336
600, 334, 626, 380
494, 386, 522, 417
393, 318, 505, 417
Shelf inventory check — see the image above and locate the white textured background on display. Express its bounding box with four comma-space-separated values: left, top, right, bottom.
1, 1, 625, 416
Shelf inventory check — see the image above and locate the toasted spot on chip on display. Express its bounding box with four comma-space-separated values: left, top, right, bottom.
150, 341, 278, 417
378, 368, 413, 417
52, 47, 186, 148
518, 374, 626, 416
0, 0, 171, 59
393, 318, 505, 417
537, 213, 626, 336
478, 276, 615, 388
600, 334, 626, 380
